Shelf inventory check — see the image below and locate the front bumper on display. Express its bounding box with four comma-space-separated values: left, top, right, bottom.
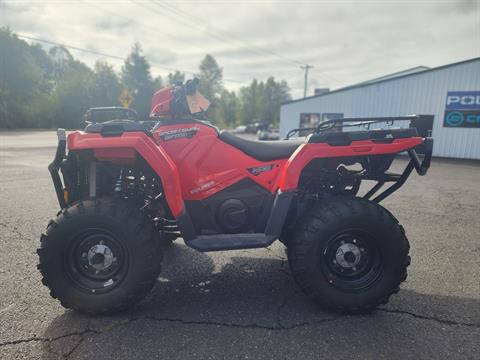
49, 129, 67, 208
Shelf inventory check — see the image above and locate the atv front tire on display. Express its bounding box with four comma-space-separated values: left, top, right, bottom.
286, 196, 410, 313
37, 198, 162, 315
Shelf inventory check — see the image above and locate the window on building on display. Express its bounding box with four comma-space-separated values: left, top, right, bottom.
300, 113, 320, 128
299, 113, 320, 136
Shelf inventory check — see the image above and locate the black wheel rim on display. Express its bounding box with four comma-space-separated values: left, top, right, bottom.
66, 229, 128, 294
321, 230, 382, 292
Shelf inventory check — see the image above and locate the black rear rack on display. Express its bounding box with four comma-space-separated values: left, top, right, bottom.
362, 137, 433, 202
285, 115, 418, 139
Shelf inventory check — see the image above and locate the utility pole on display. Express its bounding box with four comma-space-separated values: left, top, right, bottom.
301, 64, 314, 98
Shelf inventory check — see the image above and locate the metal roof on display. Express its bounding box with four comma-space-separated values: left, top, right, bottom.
283, 57, 480, 105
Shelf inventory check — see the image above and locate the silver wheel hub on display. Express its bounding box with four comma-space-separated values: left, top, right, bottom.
335, 243, 361, 268
87, 243, 114, 271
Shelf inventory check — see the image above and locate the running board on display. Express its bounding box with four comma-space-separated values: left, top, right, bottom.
178, 191, 295, 252
187, 233, 276, 252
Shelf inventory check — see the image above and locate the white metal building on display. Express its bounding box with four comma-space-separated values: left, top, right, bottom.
280, 58, 480, 159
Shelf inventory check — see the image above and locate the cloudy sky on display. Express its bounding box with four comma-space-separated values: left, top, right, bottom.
1, 0, 479, 98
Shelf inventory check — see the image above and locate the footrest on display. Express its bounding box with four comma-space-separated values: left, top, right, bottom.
186, 233, 275, 252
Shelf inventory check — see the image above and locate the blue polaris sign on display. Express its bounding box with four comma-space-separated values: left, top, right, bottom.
444, 91, 480, 128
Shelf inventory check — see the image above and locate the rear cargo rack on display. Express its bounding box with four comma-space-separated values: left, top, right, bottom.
285, 115, 418, 140
285, 115, 433, 203
360, 137, 433, 202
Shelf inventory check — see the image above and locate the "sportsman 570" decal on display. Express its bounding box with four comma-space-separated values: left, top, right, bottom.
157, 127, 200, 141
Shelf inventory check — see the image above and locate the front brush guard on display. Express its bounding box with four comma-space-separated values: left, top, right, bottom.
49, 129, 67, 209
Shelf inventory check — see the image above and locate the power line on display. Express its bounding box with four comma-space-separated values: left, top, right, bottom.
16, 33, 193, 74
152, 0, 304, 67
17, 34, 124, 61
148, 1, 302, 67
15, 33, 247, 85
79, 0, 314, 88
80, 0, 210, 55
79, 1, 247, 85
147, 1, 347, 86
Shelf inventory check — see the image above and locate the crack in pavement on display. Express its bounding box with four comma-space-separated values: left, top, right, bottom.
0, 328, 97, 349
63, 336, 87, 360
142, 314, 341, 331
378, 308, 480, 328
2, 308, 478, 357
0, 316, 339, 348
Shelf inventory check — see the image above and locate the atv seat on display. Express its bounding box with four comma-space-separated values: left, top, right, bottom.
219, 131, 304, 161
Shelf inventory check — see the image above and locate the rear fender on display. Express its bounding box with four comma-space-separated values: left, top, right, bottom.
278, 137, 424, 191
67, 131, 184, 217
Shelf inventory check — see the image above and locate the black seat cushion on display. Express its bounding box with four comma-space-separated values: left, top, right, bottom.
219, 131, 304, 161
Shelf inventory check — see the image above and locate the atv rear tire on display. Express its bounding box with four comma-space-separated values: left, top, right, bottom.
37, 198, 162, 315
286, 196, 410, 313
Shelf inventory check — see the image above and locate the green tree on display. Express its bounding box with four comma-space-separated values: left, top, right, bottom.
50, 60, 94, 129
0, 28, 53, 128
215, 89, 238, 128
153, 75, 164, 91
0, 30, 290, 130
261, 77, 291, 126
121, 43, 154, 120
91, 61, 122, 107
196, 55, 223, 125
236, 77, 291, 127
237, 79, 263, 126
30, 43, 54, 93
167, 71, 185, 85
49, 46, 74, 84
197, 54, 223, 101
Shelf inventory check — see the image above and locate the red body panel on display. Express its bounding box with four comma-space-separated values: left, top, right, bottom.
150, 86, 174, 117
67, 123, 423, 219
152, 124, 286, 200
278, 137, 423, 191
68, 131, 184, 217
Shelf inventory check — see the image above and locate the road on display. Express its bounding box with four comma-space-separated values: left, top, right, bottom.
0, 130, 479, 359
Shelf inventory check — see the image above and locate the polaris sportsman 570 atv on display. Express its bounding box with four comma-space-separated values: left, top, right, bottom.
38, 79, 433, 314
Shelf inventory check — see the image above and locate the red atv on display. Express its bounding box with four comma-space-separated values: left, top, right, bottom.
38, 79, 433, 314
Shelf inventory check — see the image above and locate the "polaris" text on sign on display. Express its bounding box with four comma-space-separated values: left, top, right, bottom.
444, 91, 480, 128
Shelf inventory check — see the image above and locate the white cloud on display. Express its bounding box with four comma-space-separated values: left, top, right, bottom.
1, 0, 478, 98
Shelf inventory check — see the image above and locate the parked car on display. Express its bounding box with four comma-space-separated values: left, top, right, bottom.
232, 125, 247, 134
257, 128, 280, 141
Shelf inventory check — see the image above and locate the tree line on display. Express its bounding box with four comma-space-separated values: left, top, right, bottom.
0, 28, 291, 129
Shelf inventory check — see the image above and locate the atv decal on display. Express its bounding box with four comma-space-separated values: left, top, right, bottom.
190, 180, 215, 194
157, 126, 200, 141
247, 164, 274, 176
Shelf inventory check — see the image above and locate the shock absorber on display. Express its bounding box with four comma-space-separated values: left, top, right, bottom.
114, 168, 124, 194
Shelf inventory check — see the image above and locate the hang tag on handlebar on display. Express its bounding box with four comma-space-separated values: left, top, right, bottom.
186, 91, 210, 114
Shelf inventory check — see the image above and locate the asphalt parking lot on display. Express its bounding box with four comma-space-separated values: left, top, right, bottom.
0, 130, 479, 359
